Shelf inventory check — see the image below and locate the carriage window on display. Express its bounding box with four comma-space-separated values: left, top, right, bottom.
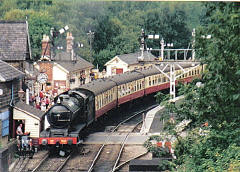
131, 85, 134, 92
158, 77, 161, 83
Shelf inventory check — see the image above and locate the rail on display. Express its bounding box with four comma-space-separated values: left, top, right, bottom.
87, 104, 157, 172
31, 153, 49, 172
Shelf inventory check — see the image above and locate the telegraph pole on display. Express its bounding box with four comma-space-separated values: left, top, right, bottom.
87, 30, 94, 62
138, 28, 147, 61
192, 28, 196, 60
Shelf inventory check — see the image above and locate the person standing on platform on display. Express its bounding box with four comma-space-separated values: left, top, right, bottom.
41, 97, 46, 111
16, 123, 23, 136
46, 96, 50, 109
82, 73, 86, 84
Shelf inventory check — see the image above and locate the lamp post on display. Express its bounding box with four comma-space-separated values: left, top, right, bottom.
159, 38, 173, 60
87, 30, 94, 62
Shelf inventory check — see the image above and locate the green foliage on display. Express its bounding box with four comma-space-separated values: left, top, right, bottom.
144, 136, 173, 170
0, 1, 205, 64
2, 8, 54, 60
28, 11, 54, 60
160, 2, 240, 171
154, 92, 170, 105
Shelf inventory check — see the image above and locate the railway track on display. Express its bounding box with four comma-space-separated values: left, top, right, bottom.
12, 157, 29, 172
25, 104, 156, 172
31, 152, 71, 172
86, 104, 157, 172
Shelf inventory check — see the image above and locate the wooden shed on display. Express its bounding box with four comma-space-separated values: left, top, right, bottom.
13, 101, 44, 139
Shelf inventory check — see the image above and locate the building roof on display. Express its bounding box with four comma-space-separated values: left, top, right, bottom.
109, 71, 144, 85
80, 78, 116, 95
0, 21, 29, 61
116, 51, 156, 65
14, 101, 45, 119
0, 60, 25, 82
54, 52, 94, 72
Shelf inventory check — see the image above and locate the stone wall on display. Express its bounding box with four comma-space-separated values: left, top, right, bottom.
0, 140, 17, 172
0, 147, 8, 172
7, 140, 17, 166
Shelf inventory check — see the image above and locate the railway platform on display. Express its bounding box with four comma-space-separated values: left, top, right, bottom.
84, 104, 166, 145
84, 132, 149, 145
84, 96, 184, 145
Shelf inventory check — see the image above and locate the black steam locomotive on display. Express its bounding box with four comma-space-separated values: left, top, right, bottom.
39, 88, 94, 154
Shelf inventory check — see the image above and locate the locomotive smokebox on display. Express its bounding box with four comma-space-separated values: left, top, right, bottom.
47, 105, 72, 129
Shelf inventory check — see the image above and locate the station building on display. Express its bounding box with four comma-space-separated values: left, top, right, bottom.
13, 101, 44, 143
0, 20, 36, 104
0, 60, 24, 146
0, 21, 32, 72
34, 33, 94, 95
104, 51, 156, 77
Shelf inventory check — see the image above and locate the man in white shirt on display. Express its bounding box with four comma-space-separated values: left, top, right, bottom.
16, 123, 23, 136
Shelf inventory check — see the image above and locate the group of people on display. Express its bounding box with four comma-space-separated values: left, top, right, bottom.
30, 90, 54, 112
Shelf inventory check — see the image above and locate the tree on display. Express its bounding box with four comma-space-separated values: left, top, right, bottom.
28, 11, 54, 60
143, 6, 191, 51
160, 2, 240, 171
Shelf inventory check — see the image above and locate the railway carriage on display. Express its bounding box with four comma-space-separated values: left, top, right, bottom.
80, 78, 117, 119
39, 63, 204, 155
109, 71, 145, 105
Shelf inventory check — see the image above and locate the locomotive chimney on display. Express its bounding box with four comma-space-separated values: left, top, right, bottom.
41, 34, 51, 60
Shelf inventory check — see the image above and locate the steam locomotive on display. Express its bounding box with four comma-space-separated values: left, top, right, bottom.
39, 63, 204, 154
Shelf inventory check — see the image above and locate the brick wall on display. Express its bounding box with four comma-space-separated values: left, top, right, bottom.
41, 35, 51, 58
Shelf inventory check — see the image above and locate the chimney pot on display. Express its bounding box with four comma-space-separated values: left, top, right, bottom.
41, 34, 51, 60
66, 32, 74, 53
